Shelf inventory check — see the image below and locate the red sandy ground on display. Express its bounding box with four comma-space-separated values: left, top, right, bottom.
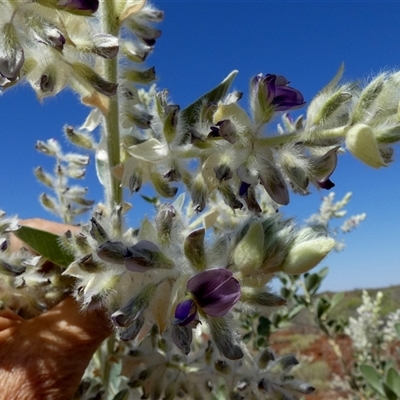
269, 328, 357, 400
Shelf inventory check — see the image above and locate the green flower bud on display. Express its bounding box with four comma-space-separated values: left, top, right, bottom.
122, 107, 153, 129
351, 73, 385, 123
233, 221, 264, 276
123, 41, 151, 63
64, 126, 95, 149
184, 228, 206, 271
312, 90, 352, 126
124, 67, 156, 84
155, 203, 176, 243
345, 123, 386, 168
280, 228, 335, 275
72, 62, 118, 96
163, 105, 180, 144
89, 217, 109, 244
90, 34, 119, 59
66, 167, 85, 179
34, 166, 53, 188
218, 184, 243, 210
150, 171, 178, 198
65, 154, 90, 167
40, 193, 57, 211
35, 139, 60, 156
127, 20, 161, 46
191, 174, 208, 212
375, 124, 400, 145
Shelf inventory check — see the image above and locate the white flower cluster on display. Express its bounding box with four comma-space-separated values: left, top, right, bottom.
382, 308, 400, 345
345, 291, 384, 362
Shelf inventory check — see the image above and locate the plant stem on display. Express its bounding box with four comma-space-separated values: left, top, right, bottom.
102, 334, 116, 395
100, 1, 122, 209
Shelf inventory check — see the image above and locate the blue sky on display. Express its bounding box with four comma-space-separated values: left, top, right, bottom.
1, 1, 399, 292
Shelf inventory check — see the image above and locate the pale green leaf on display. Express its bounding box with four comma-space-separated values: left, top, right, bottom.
14, 225, 74, 268
360, 364, 385, 397
386, 367, 400, 397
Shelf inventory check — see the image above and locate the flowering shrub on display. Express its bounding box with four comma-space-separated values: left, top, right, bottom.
0, 1, 400, 398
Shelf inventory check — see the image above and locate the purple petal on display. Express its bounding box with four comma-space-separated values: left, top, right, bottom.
272, 86, 305, 111
57, 0, 99, 11
263, 74, 276, 103
187, 269, 233, 294
173, 299, 197, 326
317, 179, 335, 190
274, 75, 290, 86
238, 181, 251, 197
187, 269, 241, 317
200, 278, 241, 317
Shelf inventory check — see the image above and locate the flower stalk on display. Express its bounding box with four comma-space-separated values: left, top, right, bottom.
100, 1, 122, 210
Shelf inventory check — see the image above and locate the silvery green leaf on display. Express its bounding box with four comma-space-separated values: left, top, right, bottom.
13, 225, 74, 268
